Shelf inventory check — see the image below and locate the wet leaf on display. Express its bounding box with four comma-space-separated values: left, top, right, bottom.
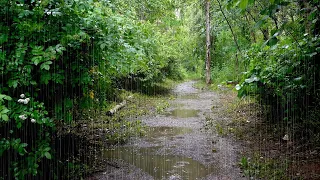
44, 152, 51, 159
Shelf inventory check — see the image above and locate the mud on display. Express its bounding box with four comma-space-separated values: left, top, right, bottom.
89, 81, 244, 180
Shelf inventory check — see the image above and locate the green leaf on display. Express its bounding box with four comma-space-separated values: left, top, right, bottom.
1, 108, 9, 114
30, 81, 37, 85
17, 122, 22, 129
8, 80, 18, 88
32, 46, 44, 56
32, 56, 43, 65
44, 152, 51, 159
0, 34, 8, 44
40, 73, 51, 85
309, 52, 317, 57
40, 61, 52, 70
254, 20, 264, 29
3, 95, 12, 101
1, 114, 9, 121
239, 0, 249, 10
266, 37, 278, 46
20, 143, 28, 148
100, 43, 106, 50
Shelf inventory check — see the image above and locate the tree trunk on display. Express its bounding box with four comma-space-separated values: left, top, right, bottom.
205, 0, 211, 84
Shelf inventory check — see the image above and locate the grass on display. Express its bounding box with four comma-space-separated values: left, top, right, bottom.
87, 78, 177, 143
53, 79, 178, 177
239, 153, 289, 180
203, 87, 292, 179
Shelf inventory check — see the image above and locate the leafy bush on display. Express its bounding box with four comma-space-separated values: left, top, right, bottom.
238, 33, 320, 123
0, 0, 184, 178
0, 93, 54, 179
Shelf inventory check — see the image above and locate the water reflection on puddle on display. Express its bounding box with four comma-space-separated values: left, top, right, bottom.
104, 147, 216, 180
145, 126, 192, 140
166, 109, 200, 118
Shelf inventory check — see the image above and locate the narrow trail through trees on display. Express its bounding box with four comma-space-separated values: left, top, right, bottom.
90, 81, 244, 180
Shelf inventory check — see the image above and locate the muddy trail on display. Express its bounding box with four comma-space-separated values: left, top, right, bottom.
90, 81, 244, 180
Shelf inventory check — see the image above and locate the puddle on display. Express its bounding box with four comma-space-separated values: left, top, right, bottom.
166, 109, 200, 118
104, 147, 216, 180
143, 126, 192, 143
146, 126, 192, 138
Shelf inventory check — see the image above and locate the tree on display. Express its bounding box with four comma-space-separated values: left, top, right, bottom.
205, 0, 211, 84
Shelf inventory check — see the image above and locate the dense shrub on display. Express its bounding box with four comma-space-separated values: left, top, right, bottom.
0, 0, 184, 178
236, 0, 320, 133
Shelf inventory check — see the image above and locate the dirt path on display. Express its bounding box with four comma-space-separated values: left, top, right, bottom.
90, 81, 244, 180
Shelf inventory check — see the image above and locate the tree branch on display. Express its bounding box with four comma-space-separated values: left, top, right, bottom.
216, 0, 240, 71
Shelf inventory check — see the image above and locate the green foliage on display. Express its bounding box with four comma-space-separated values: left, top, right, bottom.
0, 93, 54, 179
156, 100, 170, 113
234, 0, 320, 131
105, 120, 145, 144
239, 155, 288, 179
0, 0, 189, 178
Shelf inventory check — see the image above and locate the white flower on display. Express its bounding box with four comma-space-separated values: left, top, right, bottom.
282, 134, 289, 141
18, 99, 24, 103
24, 98, 30, 104
19, 115, 27, 120
20, 94, 25, 98
31, 119, 36, 123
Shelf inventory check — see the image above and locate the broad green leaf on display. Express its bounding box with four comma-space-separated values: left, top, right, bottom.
1, 114, 9, 121
8, 80, 18, 88
1, 109, 9, 114
239, 0, 249, 10
32, 56, 43, 65
254, 20, 264, 29
31, 46, 44, 56
266, 37, 278, 46
17, 122, 22, 129
3, 95, 12, 101
40, 61, 52, 70
44, 152, 52, 159
20, 143, 28, 148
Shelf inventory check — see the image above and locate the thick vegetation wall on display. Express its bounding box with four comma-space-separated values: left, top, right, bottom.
207, 0, 320, 143
0, 0, 195, 179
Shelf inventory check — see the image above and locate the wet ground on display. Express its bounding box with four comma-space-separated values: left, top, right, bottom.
89, 81, 244, 180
